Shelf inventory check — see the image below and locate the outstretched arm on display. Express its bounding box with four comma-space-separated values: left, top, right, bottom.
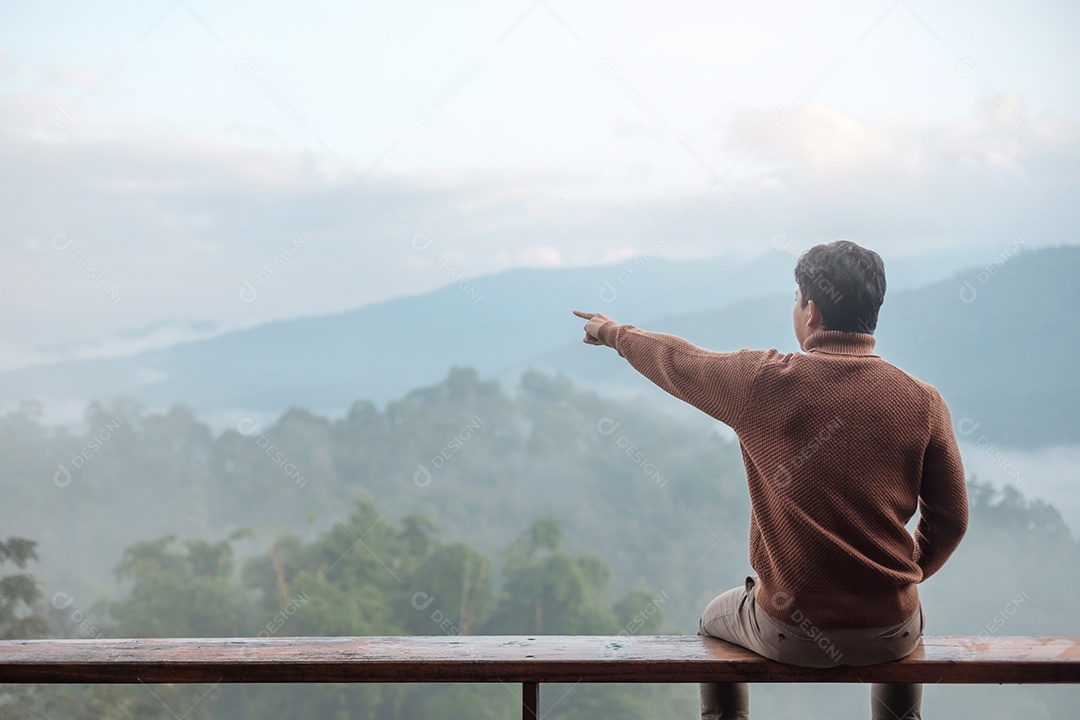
572, 310, 767, 428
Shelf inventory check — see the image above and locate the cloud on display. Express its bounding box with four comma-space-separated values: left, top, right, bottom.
0, 47, 101, 88
1, 43, 1078, 372
35, 319, 223, 364
691, 98, 1080, 254
727, 99, 1054, 181
518, 245, 564, 267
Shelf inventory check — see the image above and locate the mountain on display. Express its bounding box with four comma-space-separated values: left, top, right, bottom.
4, 251, 795, 421
542, 244, 1080, 447
0, 244, 1068, 447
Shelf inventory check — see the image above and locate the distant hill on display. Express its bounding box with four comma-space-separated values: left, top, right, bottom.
543, 245, 1080, 447
0, 252, 783, 419
0, 244, 1067, 446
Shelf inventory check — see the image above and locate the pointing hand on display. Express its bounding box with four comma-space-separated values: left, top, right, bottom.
573, 310, 613, 346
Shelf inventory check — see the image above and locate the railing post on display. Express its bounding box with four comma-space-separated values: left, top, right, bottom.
522, 682, 538, 720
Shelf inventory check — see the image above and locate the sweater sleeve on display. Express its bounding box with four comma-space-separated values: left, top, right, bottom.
913, 387, 969, 580
595, 321, 766, 429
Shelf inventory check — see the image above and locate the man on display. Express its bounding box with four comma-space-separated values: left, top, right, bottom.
574, 240, 968, 720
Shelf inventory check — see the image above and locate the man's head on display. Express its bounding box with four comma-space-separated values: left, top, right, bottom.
792, 241, 886, 347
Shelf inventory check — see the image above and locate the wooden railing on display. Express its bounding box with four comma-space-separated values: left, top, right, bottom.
2, 635, 1078, 718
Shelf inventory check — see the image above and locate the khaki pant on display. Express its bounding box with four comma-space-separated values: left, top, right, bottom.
699, 577, 924, 720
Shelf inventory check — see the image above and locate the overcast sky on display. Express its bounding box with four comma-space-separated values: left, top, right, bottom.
1, 0, 1078, 372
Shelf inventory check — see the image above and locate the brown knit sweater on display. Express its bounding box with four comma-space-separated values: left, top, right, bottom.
595, 323, 968, 629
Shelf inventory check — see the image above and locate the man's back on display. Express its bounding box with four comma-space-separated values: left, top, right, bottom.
590, 322, 967, 629
736, 330, 967, 629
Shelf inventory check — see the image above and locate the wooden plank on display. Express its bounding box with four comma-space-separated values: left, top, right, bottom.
0, 636, 1077, 685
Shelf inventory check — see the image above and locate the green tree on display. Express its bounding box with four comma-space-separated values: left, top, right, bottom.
0, 538, 47, 640
0, 537, 48, 718
102, 535, 249, 638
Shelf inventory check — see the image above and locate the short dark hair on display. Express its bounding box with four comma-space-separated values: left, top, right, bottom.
794, 241, 886, 333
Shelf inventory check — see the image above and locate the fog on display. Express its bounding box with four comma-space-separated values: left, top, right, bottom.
2, 1, 1079, 718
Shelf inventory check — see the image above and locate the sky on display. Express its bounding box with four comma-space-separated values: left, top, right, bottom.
1, 0, 1078, 372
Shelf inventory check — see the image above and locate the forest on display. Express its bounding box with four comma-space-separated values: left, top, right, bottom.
1, 367, 1078, 718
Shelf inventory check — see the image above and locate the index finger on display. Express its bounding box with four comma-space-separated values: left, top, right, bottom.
572, 310, 595, 319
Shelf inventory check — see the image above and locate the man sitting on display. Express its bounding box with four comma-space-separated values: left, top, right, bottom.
574, 240, 968, 720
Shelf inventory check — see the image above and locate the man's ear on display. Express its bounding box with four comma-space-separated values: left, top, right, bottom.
805, 299, 824, 330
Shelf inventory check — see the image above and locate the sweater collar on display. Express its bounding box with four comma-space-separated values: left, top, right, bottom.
803, 330, 877, 356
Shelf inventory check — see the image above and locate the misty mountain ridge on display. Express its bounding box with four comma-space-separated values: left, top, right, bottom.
1, 244, 1073, 448
548, 243, 1078, 447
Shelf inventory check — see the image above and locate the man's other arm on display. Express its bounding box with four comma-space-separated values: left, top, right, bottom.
913, 388, 969, 580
